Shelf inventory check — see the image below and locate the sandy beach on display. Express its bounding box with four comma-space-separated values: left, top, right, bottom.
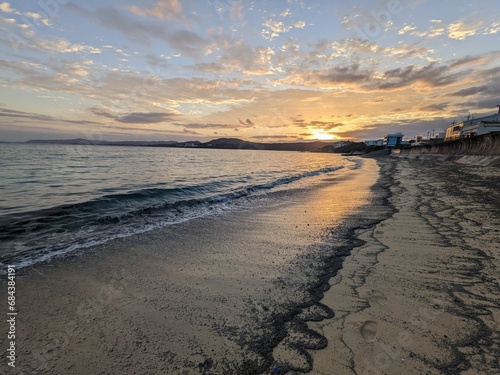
2, 157, 499, 374
309, 157, 500, 375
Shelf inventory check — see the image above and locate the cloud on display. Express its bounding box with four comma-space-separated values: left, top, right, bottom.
291, 59, 474, 92
193, 40, 276, 75
398, 24, 416, 35
91, 110, 179, 124
450, 85, 490, 97
117, 112, 177, 124
314, 64, 372, 85
90, 108, 117, 119
0, 13, 101, 54
183, 128, 200, 135
125, 0, 183, 20
262, 18, 306, 41
280, 9, 291, 17
67, 4, 207, 56
447, 19, 483, 40
166, 29, 207, 56
0, 1, 51, 27
376, 63, 463, 90
290, 119, 343, 130
406, 18, 495, 40
0, 2, 15, 13
484, 21, 500, 35
35, 38, 102, 54
421, 102, 449, 111
408, 22, 446, 38
0, 57, 97, 92
238, 118, 254, 126
262, 19, 292, 41
0, 107, 100, 125
173, 122, 235, 129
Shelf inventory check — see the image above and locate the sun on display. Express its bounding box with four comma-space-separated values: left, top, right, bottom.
314, 131, 335, 140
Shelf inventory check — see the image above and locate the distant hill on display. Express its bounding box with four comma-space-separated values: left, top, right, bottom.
25, 137, 337, 152
203, 138, 334, 152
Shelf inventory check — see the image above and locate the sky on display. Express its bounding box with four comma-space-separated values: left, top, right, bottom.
0, 0, 499, 142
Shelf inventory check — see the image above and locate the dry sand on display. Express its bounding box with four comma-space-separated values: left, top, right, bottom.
309, 158, 500, 375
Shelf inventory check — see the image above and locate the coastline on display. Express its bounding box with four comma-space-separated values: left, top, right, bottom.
309, 157, 500, 374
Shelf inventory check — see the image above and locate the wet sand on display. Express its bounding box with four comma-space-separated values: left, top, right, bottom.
2, 159, 383, 374
309, 158, 500, 374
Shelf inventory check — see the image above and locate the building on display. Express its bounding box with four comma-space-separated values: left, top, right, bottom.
384, 132, 404, 147
364, 139, 384, 146
461, 115, 500, 138
444, 110, 500, 141
444, 122, 463, 141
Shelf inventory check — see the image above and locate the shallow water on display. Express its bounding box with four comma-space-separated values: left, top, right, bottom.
0, 144, 352, 269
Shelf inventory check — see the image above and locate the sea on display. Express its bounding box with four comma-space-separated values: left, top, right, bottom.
0, 143, 354, 271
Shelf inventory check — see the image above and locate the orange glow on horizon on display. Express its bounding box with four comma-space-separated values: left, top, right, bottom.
313, 131, 335, 141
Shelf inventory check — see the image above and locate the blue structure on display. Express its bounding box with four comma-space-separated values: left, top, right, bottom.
384, 132, 404, 147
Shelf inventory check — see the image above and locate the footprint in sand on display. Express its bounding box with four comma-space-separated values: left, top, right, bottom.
360, 321, 378, 342
366, 289, 388, 305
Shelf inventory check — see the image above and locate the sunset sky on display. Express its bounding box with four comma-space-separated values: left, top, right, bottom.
0, 0, 499, 142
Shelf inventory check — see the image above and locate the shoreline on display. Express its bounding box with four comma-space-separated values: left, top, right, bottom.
309, 157, 500, 374
2, 159, 385, 374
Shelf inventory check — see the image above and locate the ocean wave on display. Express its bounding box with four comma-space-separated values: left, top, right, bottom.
0, 165, 343, 270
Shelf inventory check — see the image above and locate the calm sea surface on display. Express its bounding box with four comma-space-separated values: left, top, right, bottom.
0, 143, 353, 269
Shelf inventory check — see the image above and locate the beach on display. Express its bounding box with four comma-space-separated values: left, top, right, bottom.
310, 157, 500, 374
2, 156, 499, 374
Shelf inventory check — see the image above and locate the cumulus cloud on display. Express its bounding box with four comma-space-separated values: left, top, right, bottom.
280, 9, 291, 17
262, 18, 306, 40
0, 1, 51, 27
262, 19, 292, 41
404, 18, 496, 40
126, 0, 183, 20
447, 19, 483, 40
484, 21, 500, 35
193, 40, 276, 75
35, 38, 102, 54
398, 24, 417, 35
